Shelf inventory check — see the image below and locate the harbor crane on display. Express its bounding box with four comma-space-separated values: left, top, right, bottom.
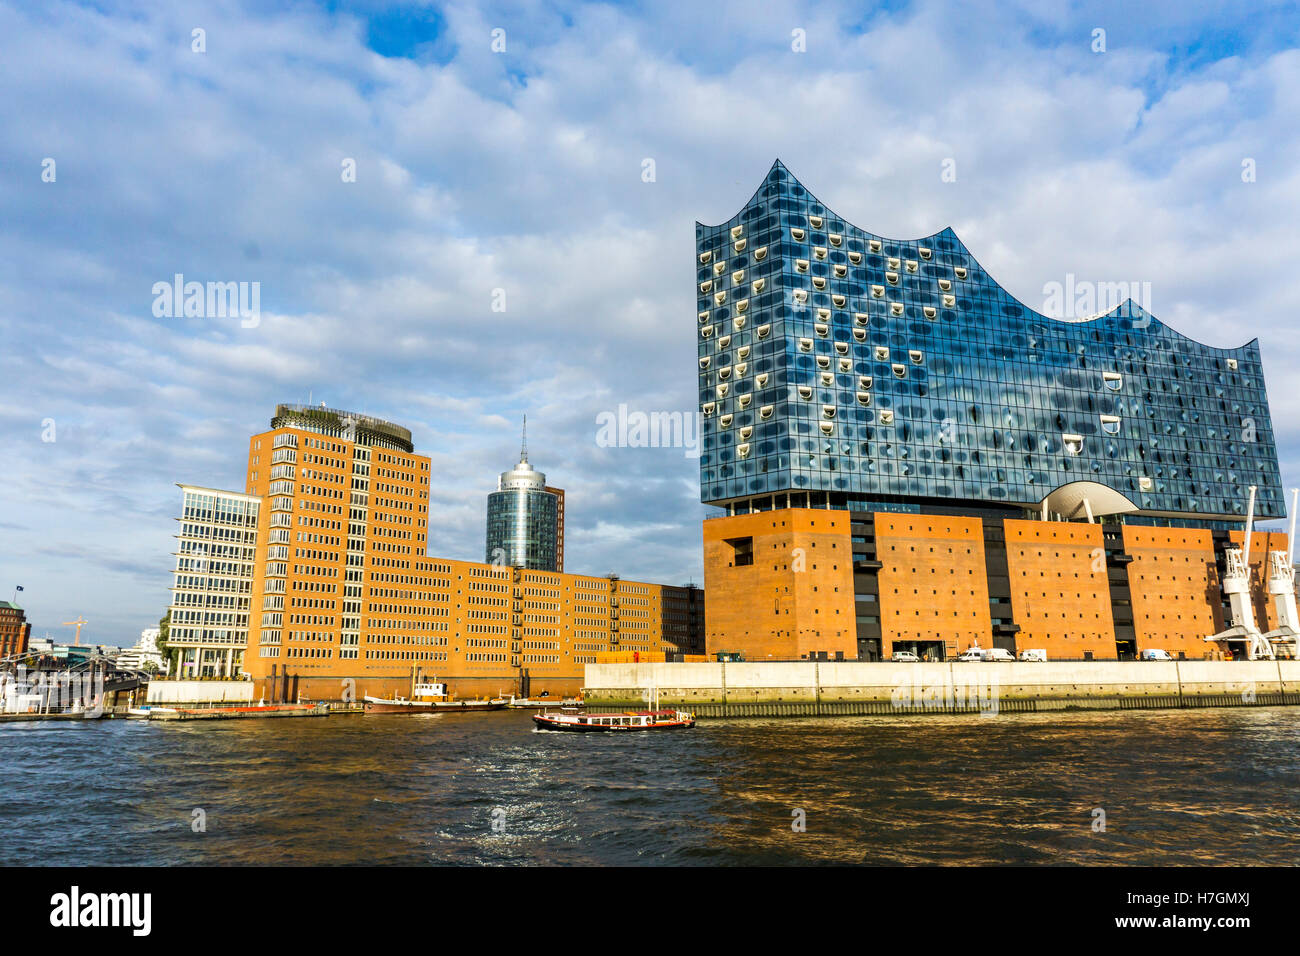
62, 616, 88, 646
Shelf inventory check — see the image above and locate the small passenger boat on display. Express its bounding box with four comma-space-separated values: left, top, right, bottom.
532, 708, 695, 732
364, 681, 507, 714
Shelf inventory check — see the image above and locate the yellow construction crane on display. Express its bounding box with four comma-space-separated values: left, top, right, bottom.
62, 616, 88, 646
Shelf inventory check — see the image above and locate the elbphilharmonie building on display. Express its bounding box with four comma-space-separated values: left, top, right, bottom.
696, 160, 1282, 526
698, 161, 1291, 664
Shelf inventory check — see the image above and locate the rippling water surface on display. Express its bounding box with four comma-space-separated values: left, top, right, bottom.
3, 707, 1298, 865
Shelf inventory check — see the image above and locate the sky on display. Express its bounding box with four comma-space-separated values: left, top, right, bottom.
3, 0, 1300, 647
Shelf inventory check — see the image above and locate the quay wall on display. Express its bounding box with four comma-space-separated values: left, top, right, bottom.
583, 660, 1300, 717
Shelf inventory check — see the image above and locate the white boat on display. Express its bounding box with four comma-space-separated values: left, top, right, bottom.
364, 682, 506, 714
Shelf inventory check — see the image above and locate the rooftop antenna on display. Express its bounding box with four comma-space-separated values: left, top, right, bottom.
520, 414, 528, 464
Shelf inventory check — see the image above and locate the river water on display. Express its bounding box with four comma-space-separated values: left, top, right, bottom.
3, 707, 1297, 865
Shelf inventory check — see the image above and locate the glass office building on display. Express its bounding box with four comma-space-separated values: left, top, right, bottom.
168, 484, 261, 677
486, 438, 560, 571
696, 160, 1283, 525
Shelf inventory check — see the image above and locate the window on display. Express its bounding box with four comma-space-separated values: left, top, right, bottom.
797, 386, 812, 400
699, 251, 712, 264
1063, 434, 1084, 455
754, 246, 767, 262
727, 536, 754, 567
791, 227, 805, 241
1103, 371, 1122, 390
1100, 415, 1120, 435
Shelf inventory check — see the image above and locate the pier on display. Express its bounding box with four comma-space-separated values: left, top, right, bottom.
582, 659, 1300, 718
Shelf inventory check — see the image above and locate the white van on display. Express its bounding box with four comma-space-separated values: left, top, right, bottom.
1140, 648, 1173, 661
983, 648, 1016, 662
891, 650, 920, 663
1018, 649, 1048, 662
956, 648, 985, 662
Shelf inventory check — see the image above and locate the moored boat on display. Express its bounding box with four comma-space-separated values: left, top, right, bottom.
507, 695, 586, 709
532, 708, 695, 732
363, 681, 507, 714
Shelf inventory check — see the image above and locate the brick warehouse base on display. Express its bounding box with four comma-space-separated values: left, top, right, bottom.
583, 660, 1300, 717
703, 508, 1290, 663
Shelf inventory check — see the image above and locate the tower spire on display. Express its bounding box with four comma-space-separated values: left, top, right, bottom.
520, 414, 528, 464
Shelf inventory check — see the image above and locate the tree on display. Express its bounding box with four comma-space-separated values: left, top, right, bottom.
157, 609, 175, 674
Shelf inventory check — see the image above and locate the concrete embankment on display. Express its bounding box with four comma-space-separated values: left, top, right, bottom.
583, 660, 1300, 718
146, 679, 254, 705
